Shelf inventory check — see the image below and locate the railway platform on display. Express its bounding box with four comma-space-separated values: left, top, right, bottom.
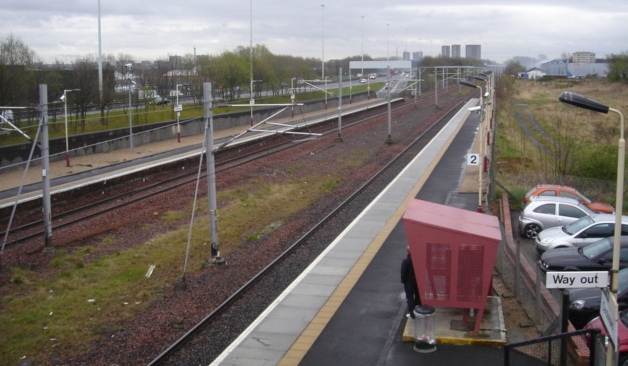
1, 95, 511, 365
0, 97, 392, 208
211, 98, 509, 366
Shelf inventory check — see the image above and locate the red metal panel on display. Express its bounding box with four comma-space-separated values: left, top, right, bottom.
402, 199, 502, 333
456, 244, 484, 303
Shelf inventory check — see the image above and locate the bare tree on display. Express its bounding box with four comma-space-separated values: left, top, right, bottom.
71, 55, 99, 132
97, 54, 117, 127
0, 33, 38, 108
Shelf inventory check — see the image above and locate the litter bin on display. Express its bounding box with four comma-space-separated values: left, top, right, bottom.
413, 304, 436, 353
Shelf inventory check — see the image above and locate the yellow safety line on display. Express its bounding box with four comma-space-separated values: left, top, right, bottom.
278, 114, 467, 366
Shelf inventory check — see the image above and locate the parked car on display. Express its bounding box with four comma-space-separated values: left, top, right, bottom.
538, 236, 628, 273
523, 184, 614, 214
518, 196, 595, 238
155, 97, 170, 106
583, 309, 628, 365
535, 213, 628, 253
568, 267, 628, 329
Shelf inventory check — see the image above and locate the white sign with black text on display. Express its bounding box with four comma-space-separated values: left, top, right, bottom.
467, 154, 479, 166
545, 271, 609, 289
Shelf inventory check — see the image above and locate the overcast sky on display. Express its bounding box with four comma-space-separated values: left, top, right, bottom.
2, 0, 627, 65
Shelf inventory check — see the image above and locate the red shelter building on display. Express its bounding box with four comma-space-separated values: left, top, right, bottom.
402, 199, 502, 334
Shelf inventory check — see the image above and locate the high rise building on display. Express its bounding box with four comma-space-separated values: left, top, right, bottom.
441, 45, 451, 58
465, 45, 482, 60
452, 45, 461, 58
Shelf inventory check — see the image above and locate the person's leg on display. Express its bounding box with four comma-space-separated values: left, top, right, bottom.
404, 283, 416, 318
414, 284, 421, 306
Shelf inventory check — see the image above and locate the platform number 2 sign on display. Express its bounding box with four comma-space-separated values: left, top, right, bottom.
467, 154, 480, 166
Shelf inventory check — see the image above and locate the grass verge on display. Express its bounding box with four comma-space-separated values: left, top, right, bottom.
0, 168, 342, 364
494, 77, 628, 210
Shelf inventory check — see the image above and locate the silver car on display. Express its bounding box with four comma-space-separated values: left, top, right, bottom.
535, 213, 628, 253
518, 196, 595, 238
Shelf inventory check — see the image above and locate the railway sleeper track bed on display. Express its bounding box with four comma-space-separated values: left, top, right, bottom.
0, 91, 468, 365
0, 96, 411, 248
0, 98, 399, 243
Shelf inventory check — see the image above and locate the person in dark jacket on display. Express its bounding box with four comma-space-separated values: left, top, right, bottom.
401, 246, 421, 318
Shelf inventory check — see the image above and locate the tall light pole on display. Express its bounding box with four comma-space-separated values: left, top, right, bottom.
250, 0, 255, 126
460, 79, 484, 212
386, 23, 390, 61
405, 28, 408, 60
321, 4, 327, 110
386, 23, 392, 144
60, 89, 80, 167
175, 83, 183, 142
361, 15, 364, 78
481, 71, 494, 132
473, 75, 488, 166
559, 91, 624, 366
126, 63, 134, 153
97, 0, 103, 107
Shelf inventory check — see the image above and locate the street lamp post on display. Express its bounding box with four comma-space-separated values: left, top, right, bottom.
473, 75, 489, 171
460, 79, 485, 212
61, 89, 80, 167
175, 83, 183, 142
126, 64, 134, 153
321, 4, 326, 110
559, 91, 624, 366
480, 71, 494, 132
361, 15, 364, 78
291, 77, 297, 117
386, 23, 392, 144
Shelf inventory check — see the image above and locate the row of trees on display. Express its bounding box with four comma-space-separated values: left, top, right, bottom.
6, 33, 582, 134
607, 52, 628, 82
1, 34, 385, 132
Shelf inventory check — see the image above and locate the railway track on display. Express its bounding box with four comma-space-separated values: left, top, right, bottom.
0, 95, 433, 250
0, 88, 472, 365
147, 95, 469, 365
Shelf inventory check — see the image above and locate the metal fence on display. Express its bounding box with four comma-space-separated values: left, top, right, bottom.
496, 192, 562, 333
496, 193, 611, 366
504, 328, 603, 366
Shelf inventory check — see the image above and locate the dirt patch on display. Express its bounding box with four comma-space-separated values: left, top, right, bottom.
492, 272, 540, 342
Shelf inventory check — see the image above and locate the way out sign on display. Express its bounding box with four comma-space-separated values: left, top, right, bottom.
545, 271, 609, 289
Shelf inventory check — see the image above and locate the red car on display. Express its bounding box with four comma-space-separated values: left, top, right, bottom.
583, 309, 628, 365
523, 184, 614, 214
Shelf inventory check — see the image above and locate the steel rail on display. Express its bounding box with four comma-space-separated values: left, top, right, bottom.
147, 95, 470, 365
